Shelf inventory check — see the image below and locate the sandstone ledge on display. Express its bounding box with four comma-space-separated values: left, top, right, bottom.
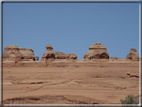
2, 60, 139, 67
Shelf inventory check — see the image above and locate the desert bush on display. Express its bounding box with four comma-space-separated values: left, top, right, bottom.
120, 94, 139, 107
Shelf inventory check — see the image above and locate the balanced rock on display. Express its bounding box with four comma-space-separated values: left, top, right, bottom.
125, 48, 139, 61
41, 45, 78, 62
41, 45, 55, 62
19, 48, 35, 61
3, 45, 23, 62
84, 43, 109, 60
46, 45, 53, 51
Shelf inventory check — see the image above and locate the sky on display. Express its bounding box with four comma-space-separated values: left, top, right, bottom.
2, 2, 139, 61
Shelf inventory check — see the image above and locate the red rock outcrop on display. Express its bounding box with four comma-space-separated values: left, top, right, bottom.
124, 48, 139, 61
54, 51, 65, 59
65, 53, 77, 59
3, 45, 35, 62
41, 45, 78, 62
84, 43, 109, 60
46, 45, 53, 51
127, 72, 139, 78
3, 45, 23, 62
35, 56, 39, 61
109, 57, 122, 61
41, 45, 56, 62
19, 47, 35, 61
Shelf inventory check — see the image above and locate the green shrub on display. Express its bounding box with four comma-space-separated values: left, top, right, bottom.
120, 94, 139, 107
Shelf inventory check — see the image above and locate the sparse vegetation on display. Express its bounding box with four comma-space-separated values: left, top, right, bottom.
120, 94, 139, 107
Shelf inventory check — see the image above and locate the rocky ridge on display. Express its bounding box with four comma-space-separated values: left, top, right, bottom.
41, 45, 78, 62
2, 43, 140, 65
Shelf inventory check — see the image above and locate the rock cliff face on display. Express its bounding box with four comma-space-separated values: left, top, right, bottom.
3, 45, 35, 62
84, 43, 109, 60
41, 45, 78, 62
124, 48, 139, 61
3, 45, 23, 62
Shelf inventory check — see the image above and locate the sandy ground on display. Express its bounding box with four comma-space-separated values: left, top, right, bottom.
2, 61, 140, 104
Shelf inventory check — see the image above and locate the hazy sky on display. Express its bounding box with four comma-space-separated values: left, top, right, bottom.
2, 2, 139, 61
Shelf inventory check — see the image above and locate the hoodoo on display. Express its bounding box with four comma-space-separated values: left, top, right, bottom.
41, 45, 55, 62
83, 43, 109, 60
46, 45, 53, 51
125, 48, 139, 61
41, 45, 78, 62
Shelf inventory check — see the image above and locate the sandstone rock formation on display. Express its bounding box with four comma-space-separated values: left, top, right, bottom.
46, 45, 53, 51
109, 57, 122, 61
35, 56, 39, 61
125, 48, 139, 61
54, 51, 65, 59
127, 72, 139, 78
84, 43, 109, 60
41, 51, 55, 62
65, 53, 77, 59
54, 52, 77, 60
19, 48, 35, 61
41, 45, 56, 62
41, 45, 78, 62
3, 45, 23, 62
3, 45, 35, 62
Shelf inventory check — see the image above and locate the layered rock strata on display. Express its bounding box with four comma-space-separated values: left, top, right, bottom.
41, 45, 55, 62
19, 47, 35, 61
3, 45, 23, 62
3, 45, 35, 62
84, 43, 109, 60
109, 57, 122, 61
41, 45, 78, 62
124, 48, 139, 61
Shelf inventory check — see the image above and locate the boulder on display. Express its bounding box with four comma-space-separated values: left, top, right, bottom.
84, 43, 109, 60
109, 57, 122, 61
65, 53, 78, 59
54, 51, 65, 59
35, 56, 39, 61
19, 47, 35, 61
125, 48, 139, 61
54, 52, 77, 60
46, 45, 53, 51
3, 45, 23, 62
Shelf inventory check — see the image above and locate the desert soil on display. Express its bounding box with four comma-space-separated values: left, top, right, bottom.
3, 61, 140, 104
